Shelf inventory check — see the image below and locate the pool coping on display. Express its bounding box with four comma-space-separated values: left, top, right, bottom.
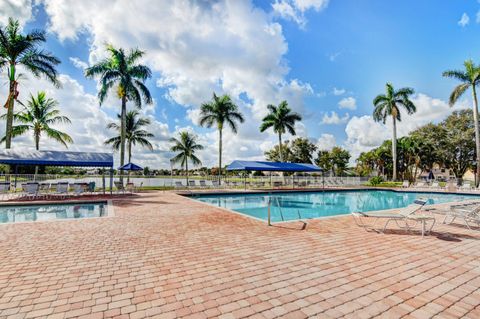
0, 199, 115, 225
183, 188, 480, 224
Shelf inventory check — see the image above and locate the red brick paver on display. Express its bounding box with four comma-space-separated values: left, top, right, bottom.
0, 192, 479, 318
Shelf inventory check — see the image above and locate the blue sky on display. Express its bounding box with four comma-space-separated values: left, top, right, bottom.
0, 0, 478, 168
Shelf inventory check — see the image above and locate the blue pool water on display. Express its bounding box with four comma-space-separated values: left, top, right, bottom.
0, 201, 108, 224
193, 190, 479, 222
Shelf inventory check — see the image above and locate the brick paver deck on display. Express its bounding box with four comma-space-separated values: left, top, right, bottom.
0, 192, 479, 319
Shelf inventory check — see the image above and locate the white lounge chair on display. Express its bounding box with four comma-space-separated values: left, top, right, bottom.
428, 204, 480, 230
188, 180, 196, 188
211, 180, 220, 188
54, 182, 69, 199
174, 181, 184, 189
199, 180, 207, 188
23, 183, 39, 200
72, 183, 85, 196
401, 180, 409, 188
0, 182, 11, 200
352, 199, 435, 237
458, 182, 472, 191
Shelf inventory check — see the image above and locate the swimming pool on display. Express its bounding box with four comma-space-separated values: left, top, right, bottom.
193, 190, 479, 222
0, 201, 109, 224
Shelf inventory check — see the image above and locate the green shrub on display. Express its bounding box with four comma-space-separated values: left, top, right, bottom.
368, 176, 384, 186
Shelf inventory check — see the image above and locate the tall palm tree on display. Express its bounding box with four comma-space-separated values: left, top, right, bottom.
199, 93, 244, 179
0, 91, 72, 150
105, 110, 154, 163
259, 101, 302, 162
443, 60, 480, 186
170, 131, 204, 185
85, 45, 152, 175
373, 83, 416, 181
0, 18, 61, 149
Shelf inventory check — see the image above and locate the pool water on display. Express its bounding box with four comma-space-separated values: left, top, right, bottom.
0, 201, 108, 224
194, 190, 479, 222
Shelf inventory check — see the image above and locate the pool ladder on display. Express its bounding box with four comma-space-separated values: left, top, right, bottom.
268, 196, 307, 229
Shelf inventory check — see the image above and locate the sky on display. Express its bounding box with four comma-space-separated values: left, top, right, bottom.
0, 0, 479, 169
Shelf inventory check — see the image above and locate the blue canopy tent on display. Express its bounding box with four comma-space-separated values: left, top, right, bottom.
226, 160, 323, 189
118, 162, 143, 171
0, 149, 114, 194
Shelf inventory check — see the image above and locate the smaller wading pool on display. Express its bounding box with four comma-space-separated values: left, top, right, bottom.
0, 201, 110, 224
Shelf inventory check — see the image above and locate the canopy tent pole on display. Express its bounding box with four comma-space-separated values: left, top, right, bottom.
244, 172, 247, 190
14, 165, 18, 189
110, 168, 114, 195
102, 170, 106, 195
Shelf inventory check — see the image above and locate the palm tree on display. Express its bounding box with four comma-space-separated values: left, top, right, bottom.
170, 131, 204, 185
443, 60, 480, 186
85, 45, 152, 175
0, 91, 72, 150
373, 83, 416, 181
0, 18, 61, 150
199, 93, 244, 179
259, 101, 302, 162
105, 110, 154, 163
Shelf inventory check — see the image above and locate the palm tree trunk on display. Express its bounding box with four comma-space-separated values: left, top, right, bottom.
392, 116, 398, 181
278, 133, 283, 162
34, 133, 40, 177
119, 96, 127, 184
218, 127, 222, 182
472, 86, 480, 187
186, 159, 189, 187
127, 139, 132, 183
5, 64, 16, 151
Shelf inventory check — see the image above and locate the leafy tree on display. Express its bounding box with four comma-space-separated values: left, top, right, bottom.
105, 110, 154, 163
170, 131, 204, 185
315, 147, 350, 176
330, 147, 351, 176
289, 138, 317, 163
260, 101, 302, 162
265, 140, 293, 162
85, 45, 152, 175
315, 150, 333, 174
199, 93, 244, 179
0, 18, 61, 149
373, 83, 416, 181
443, 60, 480, 186
1, 92, 72, 150
441, 110, 476, 181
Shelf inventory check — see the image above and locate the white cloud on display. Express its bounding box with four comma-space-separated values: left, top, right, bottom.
476, 10, 480, 23
34, 0, 318, 167
338, 96, 356, 110
328, 51, 341, 62
316, 133, 336, 151
69, 57, 88, 70
332, 87, 345, 96
0, 0, 33, 26
321, 111, 349, 124
458, 12, 470, 27
272, 0, 329, 27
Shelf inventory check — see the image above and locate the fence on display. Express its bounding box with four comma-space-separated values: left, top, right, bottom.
0, 174, 369, 191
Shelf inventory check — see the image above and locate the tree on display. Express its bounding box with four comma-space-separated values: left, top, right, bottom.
199, 93, 244, 180
265, 140, 293, 162
0, 18, 61, 150
105, 110, 154, 163
259, 101, 302, 162
170, 131, 204, 185
373, 83, 416, 181
441, 110, 476, 182
330, 147, 351, 176
85, 45, 152, 175
443, 60, 480, 186
1, 92, 72, 150
315, 150, 333, 175
290, 138, 317, 163
315, 147, 350, 176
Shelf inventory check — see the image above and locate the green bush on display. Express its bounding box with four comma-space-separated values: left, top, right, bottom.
368, 176, 384, 186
